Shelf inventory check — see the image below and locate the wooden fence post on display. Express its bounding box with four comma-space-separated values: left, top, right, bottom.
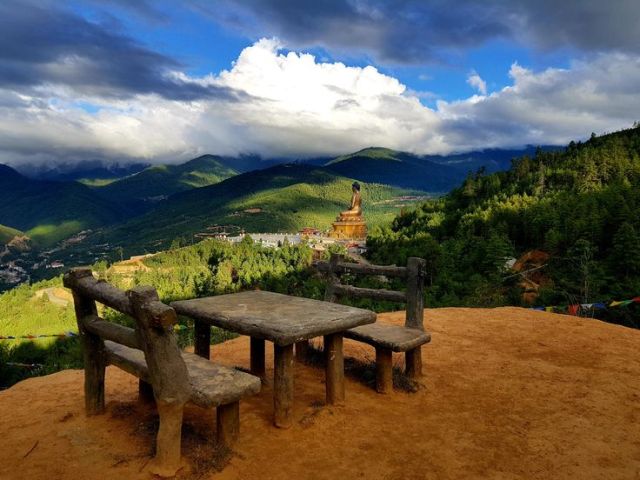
405, 257, 426, 379
405, 257, 426, 330
323, 254, 344, 302
65, 268, 106, 415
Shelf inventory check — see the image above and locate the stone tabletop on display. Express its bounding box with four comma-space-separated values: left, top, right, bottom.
171, 290, 376, 346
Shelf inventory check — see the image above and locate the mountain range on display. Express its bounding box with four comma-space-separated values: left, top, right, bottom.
0, 143, 563, 283
95, 155, 240, 213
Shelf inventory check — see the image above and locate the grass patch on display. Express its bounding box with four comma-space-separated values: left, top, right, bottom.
78, 178, 118, 187
0, 224, 23, 244
27, 220, 84, 247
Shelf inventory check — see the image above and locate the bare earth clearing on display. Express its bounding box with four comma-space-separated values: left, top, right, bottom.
1, 307, 639, 479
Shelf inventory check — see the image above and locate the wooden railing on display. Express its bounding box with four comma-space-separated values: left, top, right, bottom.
315, 254, 426, 330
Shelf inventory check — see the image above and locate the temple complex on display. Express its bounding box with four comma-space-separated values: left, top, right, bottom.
330, 182, 367, 239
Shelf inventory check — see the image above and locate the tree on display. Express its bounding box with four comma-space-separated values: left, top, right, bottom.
568, 239, 597, 302
610, 222, 640, 277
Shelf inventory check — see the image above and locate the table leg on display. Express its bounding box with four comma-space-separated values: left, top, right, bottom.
295, 340, 310, 362
250, 337, 266, 377
324, 333, 345, 405
194, 320, 211, 359
273, 343, 294, 428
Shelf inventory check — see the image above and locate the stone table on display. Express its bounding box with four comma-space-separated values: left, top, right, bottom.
171, 290, 376, 427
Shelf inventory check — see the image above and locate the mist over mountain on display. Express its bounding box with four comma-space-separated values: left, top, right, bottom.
14, 161, 149, 182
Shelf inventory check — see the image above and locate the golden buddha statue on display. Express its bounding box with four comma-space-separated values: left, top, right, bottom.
330, 182, 367, 239
340, 182, 362, 218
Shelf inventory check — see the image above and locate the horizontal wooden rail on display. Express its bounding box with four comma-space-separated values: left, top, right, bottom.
315, 260, 407, 278
81, 314, 139, 349
64, 268, 177, 328
333, 284, 407, 303
64, 269, 135, 317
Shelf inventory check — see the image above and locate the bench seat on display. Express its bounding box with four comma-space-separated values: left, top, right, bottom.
105, 341, 261, 409
344, 324, 431, 352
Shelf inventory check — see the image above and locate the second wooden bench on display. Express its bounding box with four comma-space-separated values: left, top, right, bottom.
315, 254, 431, 393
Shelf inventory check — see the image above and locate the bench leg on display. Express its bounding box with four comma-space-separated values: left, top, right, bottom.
376, 347, 393, 394
324, 333, 345, 405
273, 343, 294, 428
194, 320, 211, 359
83, 334, 106, 415
295, 340, 310, 362
149, 401, 185, 477
216, 402, 240, 448
250, 337, 266, 377
139, 379, 154, 404
405, 347, 422, 379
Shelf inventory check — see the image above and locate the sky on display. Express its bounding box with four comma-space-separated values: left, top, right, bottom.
1, 0, 640, 167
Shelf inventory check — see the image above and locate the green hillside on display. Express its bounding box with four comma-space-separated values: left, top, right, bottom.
367, 126, 640, 326
0, 165, 126, 246
0, 225, 23, 244
325, 147, 462, 192
97, 155, 239, 209
327, 147, 403, 165
90, 164, 422, 255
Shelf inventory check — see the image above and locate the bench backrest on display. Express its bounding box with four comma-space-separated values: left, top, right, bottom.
63, 268, 191, 406
316, 254, 427, 330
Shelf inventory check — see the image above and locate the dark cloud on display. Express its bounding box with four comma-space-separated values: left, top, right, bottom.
85, 0, 170, 23
0, 0, 239, 101
201, 0, 640, 64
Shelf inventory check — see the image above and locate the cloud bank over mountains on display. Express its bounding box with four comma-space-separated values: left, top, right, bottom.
1, 1, 639, 166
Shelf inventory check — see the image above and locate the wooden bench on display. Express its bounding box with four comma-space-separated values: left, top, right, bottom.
63, 268, 261, 477
315, 254, 431, 393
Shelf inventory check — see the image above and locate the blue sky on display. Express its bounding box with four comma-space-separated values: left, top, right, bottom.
1, 0, 640, 166
67, 1, 554, 104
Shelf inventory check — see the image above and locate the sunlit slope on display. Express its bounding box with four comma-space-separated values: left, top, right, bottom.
98, 164, 421, 252
97, 155, 239, 207
0, 225, 23, 244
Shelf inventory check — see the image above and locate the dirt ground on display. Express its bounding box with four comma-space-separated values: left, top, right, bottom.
1, 307, 639, 480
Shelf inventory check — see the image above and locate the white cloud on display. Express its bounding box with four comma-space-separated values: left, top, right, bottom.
1, 40, 640, 166
437, 54, 640, 150
466, 71, 487, 95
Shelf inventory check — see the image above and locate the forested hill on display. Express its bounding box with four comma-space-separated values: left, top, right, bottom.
95, 155, 239, 211
324, 147, 461, 192
367, 126, 640, 326
0, 165, 127, 246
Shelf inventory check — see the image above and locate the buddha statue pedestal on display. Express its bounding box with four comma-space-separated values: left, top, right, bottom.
330, 213, 367, 240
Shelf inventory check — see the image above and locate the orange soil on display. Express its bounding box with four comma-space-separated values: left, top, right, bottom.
1, 308, 639, 480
